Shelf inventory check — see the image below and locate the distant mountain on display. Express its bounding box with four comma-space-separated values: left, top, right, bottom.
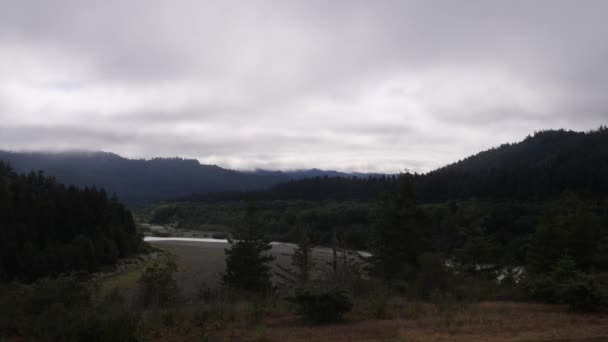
0, 151, 374, 204
416, 127, 608, 201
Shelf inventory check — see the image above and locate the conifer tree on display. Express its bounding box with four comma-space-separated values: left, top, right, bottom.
277, 225, 315, 286
370, 173, 428, 281
455, 220, 498, 273
222, 203, 275, 292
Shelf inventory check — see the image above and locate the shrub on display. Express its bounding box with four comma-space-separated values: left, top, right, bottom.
524, 255, 608, 312
137, 259, 179, 307
525, 273, 559, 303
557, 273, 607, 312
288, 288, 353, 324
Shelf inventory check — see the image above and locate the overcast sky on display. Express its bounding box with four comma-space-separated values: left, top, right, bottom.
0, 0, 606, 172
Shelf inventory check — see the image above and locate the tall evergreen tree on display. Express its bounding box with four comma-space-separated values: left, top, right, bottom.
222, 203, 275, 292
455, 219, 498, 274
370, 173, 428, 281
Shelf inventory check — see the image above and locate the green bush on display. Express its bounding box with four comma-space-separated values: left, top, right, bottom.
288, 288, 353, 324
137, 259, 179, 307
526, 254, 579, 303
557, 273, 607, 312
528, 272, 607, 312
525, 274, 559, 303
525, 255, 608, 312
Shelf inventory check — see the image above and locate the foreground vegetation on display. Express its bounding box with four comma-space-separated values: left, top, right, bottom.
3, 250, 607, 342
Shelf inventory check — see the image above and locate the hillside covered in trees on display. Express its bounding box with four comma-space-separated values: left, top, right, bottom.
416, 127, 608, 202
0, 162, 141, 281
183, 175, 399, 202
188, 128, 608, 203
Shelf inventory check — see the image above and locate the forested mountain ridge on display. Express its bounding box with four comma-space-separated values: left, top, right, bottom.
181, 175, 399, 202
0, 151, 370, 204
416, 127, 608, 201
186, 128, 608, 203
433, 128, 605, 173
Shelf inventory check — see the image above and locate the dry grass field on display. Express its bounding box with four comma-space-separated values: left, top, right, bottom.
144, 300, 608, 342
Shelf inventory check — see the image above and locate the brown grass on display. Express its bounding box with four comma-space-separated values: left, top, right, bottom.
145, 300, 608, 342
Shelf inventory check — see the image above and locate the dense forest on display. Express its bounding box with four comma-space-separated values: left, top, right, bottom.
182, 175, 399, 202
147, 200, 373, 248
0, 162, 141, 281
416, 127, 608, 201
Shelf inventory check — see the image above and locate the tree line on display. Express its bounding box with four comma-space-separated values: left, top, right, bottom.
181, 175, 399, 202
0, 162, 141, 281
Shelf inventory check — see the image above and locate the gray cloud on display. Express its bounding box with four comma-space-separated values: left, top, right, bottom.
0, 0, 607, 172
0, 124, 132, 149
